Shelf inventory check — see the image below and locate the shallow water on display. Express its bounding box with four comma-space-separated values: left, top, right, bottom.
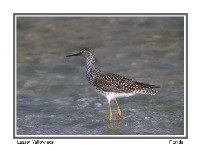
16, 16, 184, 136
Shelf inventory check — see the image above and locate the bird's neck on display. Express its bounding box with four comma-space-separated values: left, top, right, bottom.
85, 55, 96, 72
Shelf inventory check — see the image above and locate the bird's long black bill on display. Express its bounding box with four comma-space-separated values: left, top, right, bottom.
66, 52, 82, 57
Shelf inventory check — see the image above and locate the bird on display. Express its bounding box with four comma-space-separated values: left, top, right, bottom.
66, 47, 160, 121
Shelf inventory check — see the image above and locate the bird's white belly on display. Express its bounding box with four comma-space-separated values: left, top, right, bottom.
93, 87, 136, 102
105, 92, 135, 102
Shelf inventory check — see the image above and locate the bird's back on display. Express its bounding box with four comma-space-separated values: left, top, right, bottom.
93, 72, 159, 95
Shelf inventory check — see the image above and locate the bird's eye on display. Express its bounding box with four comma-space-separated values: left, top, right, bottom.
81, 50, 85, 53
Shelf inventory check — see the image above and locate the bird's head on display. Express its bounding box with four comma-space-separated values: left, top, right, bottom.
66, 47, 94, 59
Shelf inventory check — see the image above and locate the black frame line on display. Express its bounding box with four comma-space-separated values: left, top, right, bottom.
13, 13, 188, 139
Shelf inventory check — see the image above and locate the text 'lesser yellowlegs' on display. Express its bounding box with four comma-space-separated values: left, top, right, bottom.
66, 47, 160, 121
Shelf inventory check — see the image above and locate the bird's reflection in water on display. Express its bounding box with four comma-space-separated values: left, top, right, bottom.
107, 118, 122, 135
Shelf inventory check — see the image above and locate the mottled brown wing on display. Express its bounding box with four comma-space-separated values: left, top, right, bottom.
93, 72, 160, 94
93, 72, 133, 93
93, 76, 121, 93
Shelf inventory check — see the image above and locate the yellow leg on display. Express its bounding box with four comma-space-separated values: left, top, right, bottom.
108, 102, 112, 121
115, 99, 122, 118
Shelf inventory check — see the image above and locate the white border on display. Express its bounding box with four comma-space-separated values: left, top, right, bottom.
14, 14, 187, 138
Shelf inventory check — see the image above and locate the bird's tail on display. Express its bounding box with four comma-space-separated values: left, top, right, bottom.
134, 82, 160, 95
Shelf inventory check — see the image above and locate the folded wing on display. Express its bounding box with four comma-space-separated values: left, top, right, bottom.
93, 72, 160, 95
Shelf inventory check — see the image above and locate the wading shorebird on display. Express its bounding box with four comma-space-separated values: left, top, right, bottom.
66, 47, 160, 121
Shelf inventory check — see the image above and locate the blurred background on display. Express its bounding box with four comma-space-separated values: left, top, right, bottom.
16, 16, 184, 135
